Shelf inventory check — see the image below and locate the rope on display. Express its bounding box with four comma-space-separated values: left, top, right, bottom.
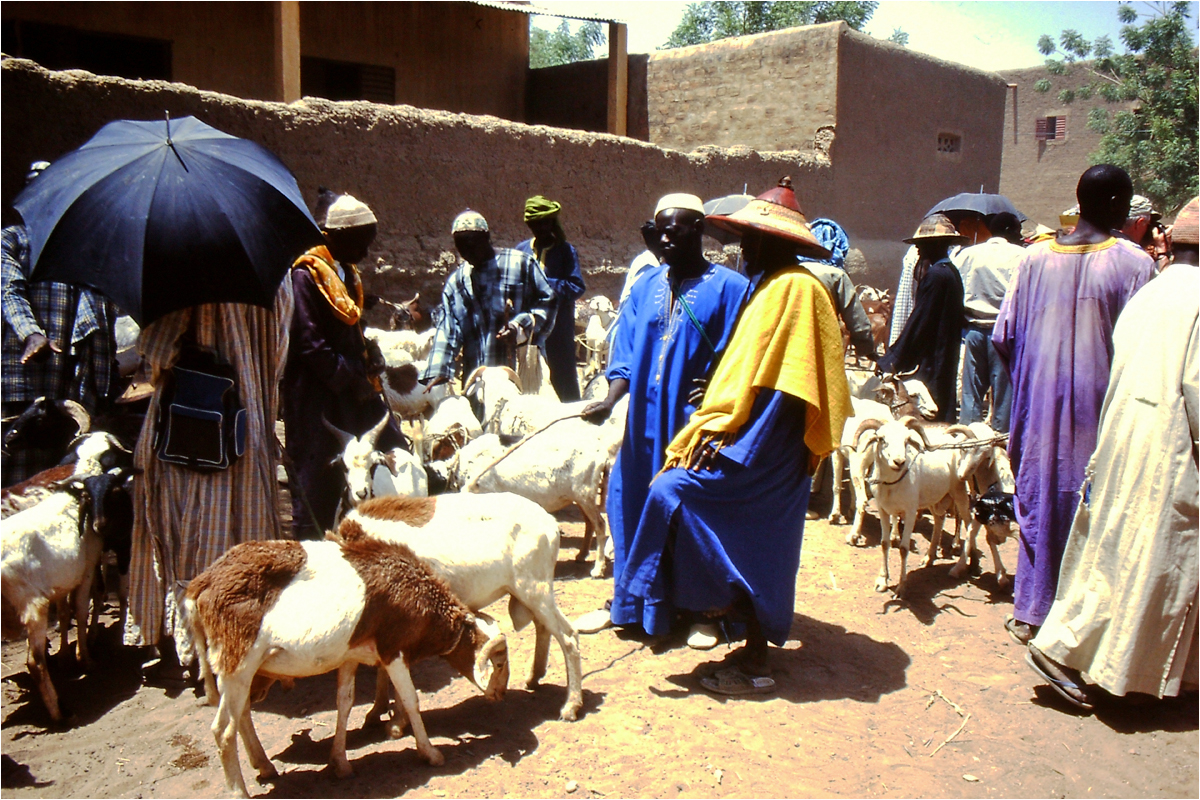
463, 412, 588, 492
925, 434, 1009, 451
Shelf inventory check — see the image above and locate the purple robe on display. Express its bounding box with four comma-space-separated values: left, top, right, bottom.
992, 237, 1152, 626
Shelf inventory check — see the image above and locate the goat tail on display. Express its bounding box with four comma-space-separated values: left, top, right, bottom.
186, 599, 219, 706
463, 413, 587, 493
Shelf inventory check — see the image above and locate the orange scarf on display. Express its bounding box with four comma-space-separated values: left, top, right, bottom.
293, 246, 364, 325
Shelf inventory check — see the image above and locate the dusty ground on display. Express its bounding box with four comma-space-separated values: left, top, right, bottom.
3, 506, 1197, 799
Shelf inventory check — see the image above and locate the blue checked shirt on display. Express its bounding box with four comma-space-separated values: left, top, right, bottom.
2, 224, 117, 409
422, 248, 556, 382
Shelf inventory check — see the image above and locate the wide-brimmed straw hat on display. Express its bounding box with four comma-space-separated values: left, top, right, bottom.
904, 213, 969, 245
706, 177, 831, 259
1171, 196, 1199, 245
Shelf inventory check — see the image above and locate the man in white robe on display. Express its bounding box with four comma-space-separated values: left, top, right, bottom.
1027, 259, 1198, 706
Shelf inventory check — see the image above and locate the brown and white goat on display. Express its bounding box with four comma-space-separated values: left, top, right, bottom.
187, 531, 509, 798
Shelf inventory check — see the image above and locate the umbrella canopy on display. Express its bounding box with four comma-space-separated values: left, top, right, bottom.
14, 116, 324, 325
924, 192, 1027, 222
702, 194, 754, 245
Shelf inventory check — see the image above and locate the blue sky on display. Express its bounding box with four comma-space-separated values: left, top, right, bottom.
532, 1, 1199, 73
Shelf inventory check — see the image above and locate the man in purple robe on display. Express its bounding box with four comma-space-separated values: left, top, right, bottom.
992, 165, 1154, 644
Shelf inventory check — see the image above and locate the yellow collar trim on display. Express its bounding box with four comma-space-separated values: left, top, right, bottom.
1049, 237, 1118, 254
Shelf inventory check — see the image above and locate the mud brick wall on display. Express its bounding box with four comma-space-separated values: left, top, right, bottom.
2, 57, 831, 317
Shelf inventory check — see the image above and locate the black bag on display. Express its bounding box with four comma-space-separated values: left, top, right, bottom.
154, 339, 246, 472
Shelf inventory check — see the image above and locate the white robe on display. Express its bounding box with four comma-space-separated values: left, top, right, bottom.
1032, 264, 1199, 697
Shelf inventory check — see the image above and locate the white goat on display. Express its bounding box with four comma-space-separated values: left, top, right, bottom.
2, 479, 105, 722
853, 417, 998, 595
324, 415, 427, 515
422, 395, 483, 462
828, 396, 892, 534
364, 327, 435, 368
344, 493, 584, 724
188, 533, 508, 798
464, 366, 593, 439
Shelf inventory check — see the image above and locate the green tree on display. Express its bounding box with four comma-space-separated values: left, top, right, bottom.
1035, 1, 1198, 214
663, 1, 878, 48
886, 27, 909, 47
530, 20, 606, 69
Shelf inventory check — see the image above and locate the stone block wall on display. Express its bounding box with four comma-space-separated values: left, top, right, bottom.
1, 58, 831, 313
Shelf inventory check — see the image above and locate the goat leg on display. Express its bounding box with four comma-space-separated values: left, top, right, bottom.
73, 574, 96, 671
895, 511, 918, 597
923, 513, 946, 569
238, 703, 277, 780
26, 597, 64, 723
987, 526, 1012, 589
331, 663, 357, 778
875, 512, 894, 592
829, 448, 848, 525
212, 672, 253, 798
949, 520, 979, 580
383, 658, 443, 766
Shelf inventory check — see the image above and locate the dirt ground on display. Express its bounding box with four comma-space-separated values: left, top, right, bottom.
3, 505, 1197, 799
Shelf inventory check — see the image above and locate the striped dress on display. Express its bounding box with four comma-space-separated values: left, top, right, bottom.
124, 281, 294, 659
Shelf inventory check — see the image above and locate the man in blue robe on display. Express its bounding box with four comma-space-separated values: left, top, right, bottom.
579, 193, 750, 638
515, 196, 586, 401
618, 178, 850, 696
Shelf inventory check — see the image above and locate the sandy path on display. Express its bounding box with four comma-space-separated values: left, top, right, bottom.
3, 512, 1196, 798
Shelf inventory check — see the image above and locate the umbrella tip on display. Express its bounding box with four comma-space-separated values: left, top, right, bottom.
165, 110, 172, 144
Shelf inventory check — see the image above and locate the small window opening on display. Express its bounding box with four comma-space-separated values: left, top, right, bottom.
1036, 115, 1067, 141
936, 133, 962, 154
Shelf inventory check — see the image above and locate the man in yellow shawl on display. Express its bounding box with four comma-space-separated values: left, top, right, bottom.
616, 177, 851, 696
283, 193, 404, 539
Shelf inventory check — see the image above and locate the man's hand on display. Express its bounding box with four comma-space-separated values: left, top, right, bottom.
687, 378, 708, 408
581, 400, 613, 424
20, 333, 60, 364
688, 440, 720, 472
423, 376, 450, 393
496, 320, 524, 343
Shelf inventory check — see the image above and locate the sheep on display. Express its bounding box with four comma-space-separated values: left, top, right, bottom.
187, 529, 509, 797
853, 417, 999, 595
323, 415, 427, 516
344, 493, 584, 725
1, 472, 133, 722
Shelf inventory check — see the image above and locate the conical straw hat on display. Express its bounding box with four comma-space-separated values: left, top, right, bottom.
706, 177, 831, 260
904, 213, 969, 245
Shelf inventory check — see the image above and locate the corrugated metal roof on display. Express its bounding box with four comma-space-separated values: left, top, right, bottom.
467, 1, 625, 24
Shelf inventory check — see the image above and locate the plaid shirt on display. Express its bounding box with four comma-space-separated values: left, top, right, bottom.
422, 248, 556, 382
2, 224, 117, 409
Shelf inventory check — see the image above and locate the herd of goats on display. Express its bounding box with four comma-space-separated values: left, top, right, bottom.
0, 283, 1018, 796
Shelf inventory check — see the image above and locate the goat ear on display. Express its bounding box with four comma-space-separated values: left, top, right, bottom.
321, 415, 355, 449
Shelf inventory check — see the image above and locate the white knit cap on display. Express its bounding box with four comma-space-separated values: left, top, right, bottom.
452, 209, 489, 234
324, 194, 377, 229
654, 193, 705, 218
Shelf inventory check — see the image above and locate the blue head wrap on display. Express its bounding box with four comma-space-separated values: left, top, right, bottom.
808, 218, 850, 270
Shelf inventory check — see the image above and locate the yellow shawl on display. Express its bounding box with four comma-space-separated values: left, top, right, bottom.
293, 245, 363, 325
664, 266, 851, 475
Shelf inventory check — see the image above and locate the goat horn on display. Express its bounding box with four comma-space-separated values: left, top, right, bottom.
463, 366, 487, 395
897, 365, 921, 379
500, 367, 523, 394
56, 399, 92, 435
944, 424, 977, 440
366, 413, 391, 447
901, 415, 931, 448
321, 415, 355, 449
852, 418, 885, 447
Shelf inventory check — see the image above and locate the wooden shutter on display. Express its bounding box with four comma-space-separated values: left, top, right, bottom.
1055, 116, 1068, 139
1035, 117, 1048, 141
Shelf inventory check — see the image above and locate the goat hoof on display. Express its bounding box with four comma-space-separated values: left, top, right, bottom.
997, 574, 1012, 590
948, 564, 967, 579
573, 549, 589, 563
386, 720, 408, 740
874, 578, 889, 593
560, 702, 581, 721
332, 761, 354, 779
830, 514, 847, 525
590, 562, 607, 580
257, 763, 279, 780
423, 747, 445, 767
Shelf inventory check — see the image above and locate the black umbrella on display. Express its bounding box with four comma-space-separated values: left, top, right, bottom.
925, 192, 1027, 222
14, 116, 324, 325
702, 193, 754, 245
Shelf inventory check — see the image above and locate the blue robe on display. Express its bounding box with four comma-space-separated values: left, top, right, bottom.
606, 262, 750, 633
618, 390, 811, 645
516, 238, 585, 401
